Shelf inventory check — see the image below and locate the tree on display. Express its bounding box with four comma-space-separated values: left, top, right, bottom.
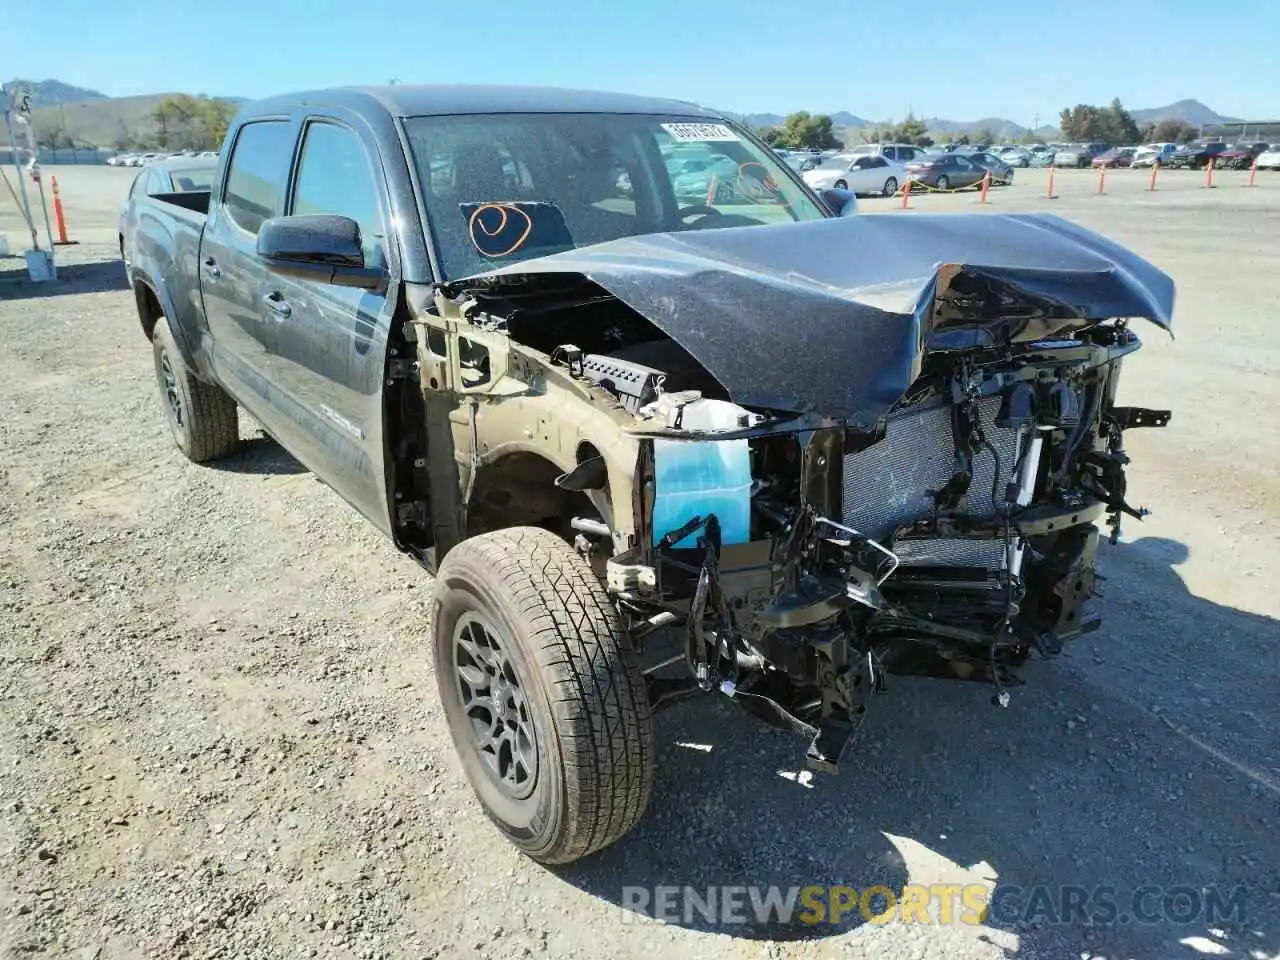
1106, 98, 1141, 144
758, 127, 781, 146
150, 95, 237, 150
894, 113, 930, 146
1150, 118, 1198, 144
973, 126, 997, 146
192, 98, 236, 150
1059, 99, 1142, 143
32, 120, 72, 150
774, 111, 842, 151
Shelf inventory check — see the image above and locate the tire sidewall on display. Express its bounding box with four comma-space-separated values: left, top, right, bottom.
151, 318, 195, 458
433, 562, 568, 857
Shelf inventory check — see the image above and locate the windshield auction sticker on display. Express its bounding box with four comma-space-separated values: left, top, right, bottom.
661, 122, 739, 142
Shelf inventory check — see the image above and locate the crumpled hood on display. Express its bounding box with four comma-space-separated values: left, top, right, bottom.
449, 213, 1175, 426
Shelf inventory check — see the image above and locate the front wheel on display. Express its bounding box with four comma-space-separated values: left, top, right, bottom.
151, 315, 239, 462
934, 174, 950, 190
432, 527, 655, 864
882, 177, 898, 197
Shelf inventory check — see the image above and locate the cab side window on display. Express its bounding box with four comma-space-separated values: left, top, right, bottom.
223, 120, 293, 235
290, 121, 386, 267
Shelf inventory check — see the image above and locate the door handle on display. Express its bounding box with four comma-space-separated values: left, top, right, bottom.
263, 292, 292, 319
202, 257, 221, 280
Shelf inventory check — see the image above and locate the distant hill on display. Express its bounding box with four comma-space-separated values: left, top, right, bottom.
6, 78, 109, 109
922, 116, 1034, 141
738, 110, 871, 129
1130, 99, 1238, 126
741, 108, 1041, 143
0, 91, 241, 148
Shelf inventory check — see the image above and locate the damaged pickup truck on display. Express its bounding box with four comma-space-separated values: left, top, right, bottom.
124, 85, 1174, 865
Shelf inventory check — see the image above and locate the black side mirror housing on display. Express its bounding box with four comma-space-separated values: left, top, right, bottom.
257, 214, 385, 290
820, 187, 857, 217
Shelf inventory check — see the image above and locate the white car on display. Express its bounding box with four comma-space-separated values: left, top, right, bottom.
1254, 145, 1280, 170
1131, 143, 1177, 168
803, 153, 907, 197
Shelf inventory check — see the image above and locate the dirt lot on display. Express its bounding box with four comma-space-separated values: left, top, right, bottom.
1, 165, 1278, 960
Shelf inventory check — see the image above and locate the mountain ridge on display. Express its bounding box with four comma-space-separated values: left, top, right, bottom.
3, 81, 1245, 148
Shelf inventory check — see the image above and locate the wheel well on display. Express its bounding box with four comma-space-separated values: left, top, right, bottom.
466, 452, 597, 540
135, 281, 163, 342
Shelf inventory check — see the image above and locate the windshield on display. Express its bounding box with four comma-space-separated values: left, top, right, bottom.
815, 156, 852, 171
403, 113, 826, 280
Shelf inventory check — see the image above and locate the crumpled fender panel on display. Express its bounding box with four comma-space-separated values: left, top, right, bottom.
444, 214, 1175, 428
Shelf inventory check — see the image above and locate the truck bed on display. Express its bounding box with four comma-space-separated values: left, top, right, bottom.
149, 189, 211, 216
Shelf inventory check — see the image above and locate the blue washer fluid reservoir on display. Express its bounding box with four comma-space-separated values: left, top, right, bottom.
650, 398, 757, 547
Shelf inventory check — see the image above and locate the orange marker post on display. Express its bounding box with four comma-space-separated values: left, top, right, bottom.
901, 177, 911, 209
50, 175, 76, 245
1046, 165, 1057, 200
1097, 164, 1106, 195
1248, 159, 1258, 187
979, 170, 991, 204
1204, 158, 1215, 189
1148, 163, 1158, 192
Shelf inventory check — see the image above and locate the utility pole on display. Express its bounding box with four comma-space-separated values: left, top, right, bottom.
1032, 112, 1040, 133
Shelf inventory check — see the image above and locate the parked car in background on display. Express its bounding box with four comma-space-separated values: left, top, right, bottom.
1054, 143, 1111, 168
961, 151, 1016, 184
904, 152, 989, 190
803, 152, 904, 197
847, 142, 928, 164
1091, 147, 1138, 168
998, 146, 1031, 167
671, 153, 741, 203
1215, 142, 1272, 169
1029, 147, 1056, 168
1166, 141, 1227, 169
784, 153, 823, 173
1131, 143, 1177, 168
1253, 144, 1280, 169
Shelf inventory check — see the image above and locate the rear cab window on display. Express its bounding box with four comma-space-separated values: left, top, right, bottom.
222, 120, 295, 235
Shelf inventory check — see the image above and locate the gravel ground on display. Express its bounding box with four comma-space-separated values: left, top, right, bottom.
1, 166, 1277, 960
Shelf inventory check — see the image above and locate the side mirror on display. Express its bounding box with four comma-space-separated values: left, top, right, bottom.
821, 187, 858, 217
257, 214, 385, 290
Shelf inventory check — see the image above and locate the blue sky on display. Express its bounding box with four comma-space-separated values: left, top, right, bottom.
8, 0, 1278, 123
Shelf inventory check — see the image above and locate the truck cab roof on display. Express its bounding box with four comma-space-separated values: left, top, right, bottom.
245, 84, 723, 120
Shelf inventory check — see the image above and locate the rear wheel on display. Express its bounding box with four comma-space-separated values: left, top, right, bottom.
935, 174, 950, 190
151, 315, 239, 462
833, 179, 848, 190
432, 527, 655, 864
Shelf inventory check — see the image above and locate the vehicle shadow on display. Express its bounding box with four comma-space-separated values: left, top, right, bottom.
207, 435, 309, 476
0, 257, 130, 300
551, 537, 1279, 957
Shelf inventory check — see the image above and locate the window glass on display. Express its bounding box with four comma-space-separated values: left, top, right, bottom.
291, 122, 385, 265
130, 172, 149, 198
404, 113, 825, 281
223, 120, 293, 235
169, 167, 218, 192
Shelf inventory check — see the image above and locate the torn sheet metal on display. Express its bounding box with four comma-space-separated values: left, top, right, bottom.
445, 213, 1176, 427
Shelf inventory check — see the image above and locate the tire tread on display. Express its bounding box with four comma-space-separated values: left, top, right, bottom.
153, 316, 239, 463
438, 527, 654, 863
